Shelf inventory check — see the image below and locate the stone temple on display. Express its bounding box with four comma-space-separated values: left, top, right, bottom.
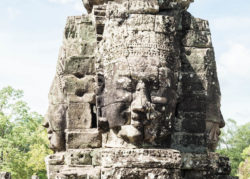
44, 0, 235, 178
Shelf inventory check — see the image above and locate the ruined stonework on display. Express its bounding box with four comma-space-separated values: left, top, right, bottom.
45, 0, 235, 178
0, 172, 11, 179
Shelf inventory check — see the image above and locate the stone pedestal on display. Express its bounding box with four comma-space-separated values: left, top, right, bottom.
46, 149, 236, 179
46, 149, 182, 179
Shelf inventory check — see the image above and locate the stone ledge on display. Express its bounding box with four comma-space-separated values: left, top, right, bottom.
182, 153, 231, 175
102, 168, 181, 179
101, 148, 181, 169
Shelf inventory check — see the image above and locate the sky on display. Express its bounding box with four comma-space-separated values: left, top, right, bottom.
0, 0, 249, 126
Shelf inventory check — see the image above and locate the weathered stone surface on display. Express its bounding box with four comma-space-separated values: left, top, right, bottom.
101, 149, 181, 168
182, 30, 212, 48
182, 12, 210, 32
181, 153, 231, 175
173, 112, 206, 133
65, 149, 93, 166
0, 172, 11, 179
45, 0, 234, 178
46, 152, 65, 165
66, 129, 101, 149
56, 166, 101, 179
66, 103, 93, 129
97, 4, 180, 147
102, 168, 181, 179
179, 17, 224, 152
31, 175, 39, 179
45, 14, 97, 152
46, 164, 65, 179
83, 0, 194, 13
171, 132, 207, 153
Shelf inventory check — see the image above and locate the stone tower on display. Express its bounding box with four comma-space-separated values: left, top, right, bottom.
44, 0, 235, 178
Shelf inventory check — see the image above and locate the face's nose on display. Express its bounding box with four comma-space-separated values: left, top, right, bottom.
219, 112, 225, 128
131, 81, 148, 113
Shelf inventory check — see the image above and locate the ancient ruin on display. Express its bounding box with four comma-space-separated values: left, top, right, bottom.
0, 172, 11, 179
44, 0, 235, 178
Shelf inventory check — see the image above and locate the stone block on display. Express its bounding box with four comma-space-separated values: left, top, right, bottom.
182, 30, 212, 48
159, 0, 193, 10
91, 149, 102, 166
46, 164, 65, 179
106, 1, 128, 19
155, 15, 175, 34
65, 149, 93, 166
180, 73, 206, 92
48, 76, 66, 105
178, 93, 207, 113
101, 149, 181, 169
101, 168, 181, 179
182, 12, 210, 31
181, 47, 215, 73
64, 56, 95, 76
181, 153, 232, 178
173, 112, 206, 133
208, 153, 231, 175
181, 153, 211, 170
128, 0, 159, 14
126, 14, 155, 31
171, 132, 207, 153
45, 153, 65, 165
66, 103, 92, 129
215, 176, 238, 179
66, 129, 102, 149
56, 166, 101, 179
63, 75, 95, 96
46, 104, 67, 131
63, 15, 96, 58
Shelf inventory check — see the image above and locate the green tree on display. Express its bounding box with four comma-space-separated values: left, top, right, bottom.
217, 119, 250, 176
238, 146, 250, 179
0, 86, 52, 179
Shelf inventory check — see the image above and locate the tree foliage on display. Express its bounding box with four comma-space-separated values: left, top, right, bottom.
217, 119, 250, 176
238, 146, 250, 179
0, 86, 52, 179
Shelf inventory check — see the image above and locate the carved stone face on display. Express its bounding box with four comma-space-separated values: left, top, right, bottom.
44, 104, 67, 152
206, 112, 225, 151
102, 57, 177, 146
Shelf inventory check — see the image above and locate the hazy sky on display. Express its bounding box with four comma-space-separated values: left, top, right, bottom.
0, 0, 250, 125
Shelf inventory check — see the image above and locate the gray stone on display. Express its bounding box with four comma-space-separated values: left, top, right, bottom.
101, 168, 181, 179
101, 149, 181, 168
55, 166, 101, 179
66, 129, 101, 149
44, 0, 234, 178
31, 175, 39, 179
0, 172, 11, 179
